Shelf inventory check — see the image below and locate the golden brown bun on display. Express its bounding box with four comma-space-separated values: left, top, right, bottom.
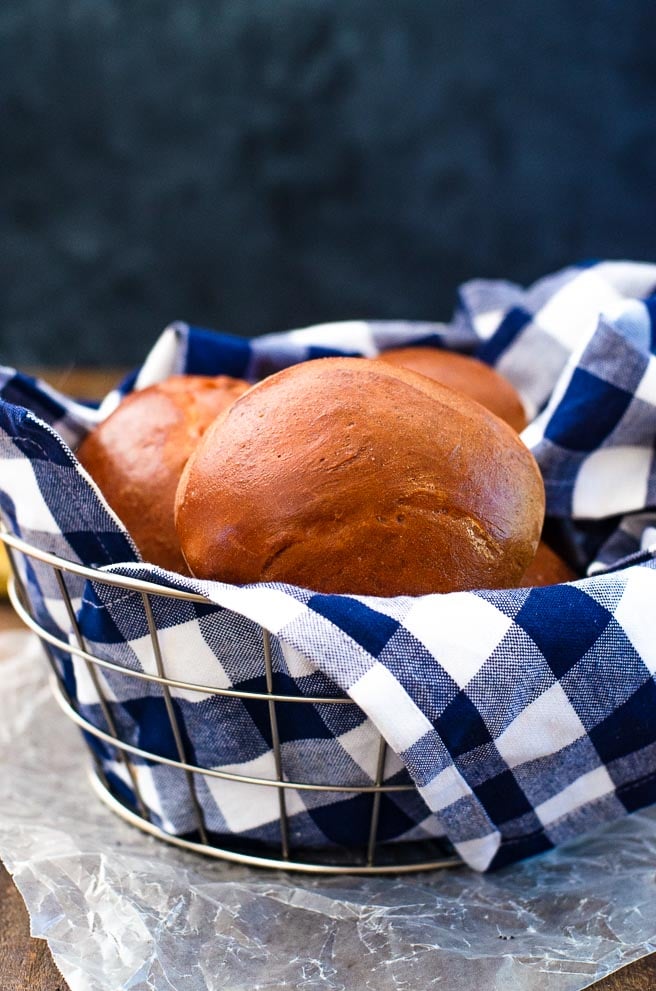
77, 374, 250, 572
377, 347, 528, 432
519, 540, 579, 587
176, 358, 545, 595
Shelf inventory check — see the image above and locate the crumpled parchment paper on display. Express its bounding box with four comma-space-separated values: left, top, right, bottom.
0, 631, 655, 991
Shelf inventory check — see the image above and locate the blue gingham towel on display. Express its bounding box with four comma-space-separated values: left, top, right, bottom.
2, 258, 656, 871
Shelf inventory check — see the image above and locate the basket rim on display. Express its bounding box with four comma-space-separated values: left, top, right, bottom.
7, 576, 356, 705
0, 529, 211, 602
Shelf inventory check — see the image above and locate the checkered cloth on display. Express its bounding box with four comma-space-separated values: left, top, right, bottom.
2, 259, 656, 871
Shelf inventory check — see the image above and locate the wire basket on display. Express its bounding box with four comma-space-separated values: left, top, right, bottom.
1, 528, 459, 875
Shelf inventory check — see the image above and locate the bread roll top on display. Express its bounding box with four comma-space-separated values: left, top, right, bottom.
176, 358, 545, 595
377, 346, 528, 432
77, 374, 250, 572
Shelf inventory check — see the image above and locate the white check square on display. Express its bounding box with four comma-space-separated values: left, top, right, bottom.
572, 446, 651, 518
614, 567, 656, 676
535, 268, 621, 349
535, 766, 615, 827
349, 662, 433, 753
495, 682, 587, 769
130, 619, 231, 702
403, 593, 512, 689
203, 752, 307, 833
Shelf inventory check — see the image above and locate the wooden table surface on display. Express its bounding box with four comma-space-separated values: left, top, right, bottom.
0, 368, 655, 990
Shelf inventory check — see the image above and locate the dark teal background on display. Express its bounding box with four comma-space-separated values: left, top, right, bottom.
1, 1, 655, 365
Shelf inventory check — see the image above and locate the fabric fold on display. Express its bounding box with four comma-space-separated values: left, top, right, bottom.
1, 259, 656, 870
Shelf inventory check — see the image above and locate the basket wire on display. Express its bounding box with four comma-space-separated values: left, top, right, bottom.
1, 528, 460, 875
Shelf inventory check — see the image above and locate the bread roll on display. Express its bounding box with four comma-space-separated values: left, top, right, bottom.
77, 374, 250, 572
176, 357, 545, 595
377, 347, 528, 432
519, 540, 579, 587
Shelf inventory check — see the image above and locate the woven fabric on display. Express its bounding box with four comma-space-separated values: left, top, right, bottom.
2, 259, 656, 870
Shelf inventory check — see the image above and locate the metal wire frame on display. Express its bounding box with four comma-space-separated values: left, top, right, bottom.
0, 529, 459, 875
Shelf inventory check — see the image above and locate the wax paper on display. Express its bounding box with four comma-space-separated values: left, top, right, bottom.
0, 631, 655, 991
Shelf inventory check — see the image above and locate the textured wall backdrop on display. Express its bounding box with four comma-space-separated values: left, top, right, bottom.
1, 1, 655, 365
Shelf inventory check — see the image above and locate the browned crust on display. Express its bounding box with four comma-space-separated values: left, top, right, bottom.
519, 540, 579, 587
77, 374, 250, 572
377, 347, 528, 432
176, 358, 545, 594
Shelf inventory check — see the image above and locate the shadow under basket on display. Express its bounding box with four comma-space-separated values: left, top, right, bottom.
1, 530, 459, 875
